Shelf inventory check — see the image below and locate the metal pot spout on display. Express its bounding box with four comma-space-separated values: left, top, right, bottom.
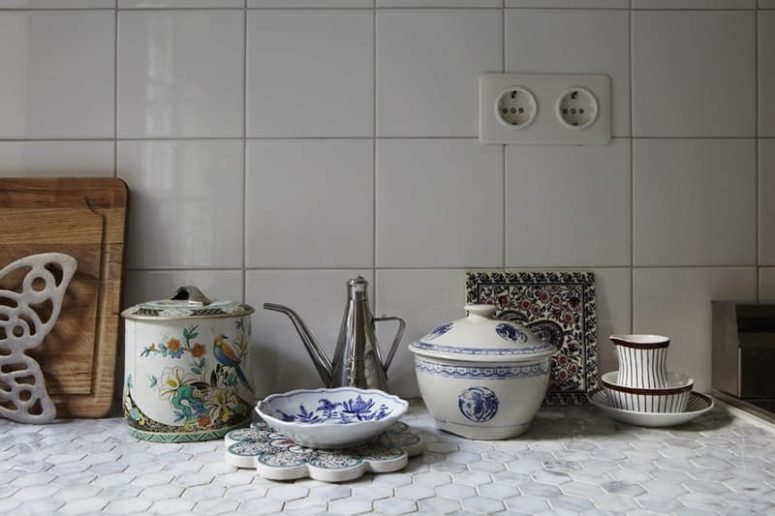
262, 303, 333, 386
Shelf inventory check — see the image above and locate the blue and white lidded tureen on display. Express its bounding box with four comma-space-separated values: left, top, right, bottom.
408, 304, 556, 440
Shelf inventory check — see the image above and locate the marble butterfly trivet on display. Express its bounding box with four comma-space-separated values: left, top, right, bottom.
224, 420, 423, 482
0, 253, 77, 424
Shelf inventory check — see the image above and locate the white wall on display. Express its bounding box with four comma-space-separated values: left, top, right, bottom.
0, 0, 773, 397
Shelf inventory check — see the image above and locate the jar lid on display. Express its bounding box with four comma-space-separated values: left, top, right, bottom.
408, 304, 556, 363
121, 286, 254, 321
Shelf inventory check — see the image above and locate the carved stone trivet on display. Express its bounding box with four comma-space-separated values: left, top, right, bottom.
225, 420, 423, 482
0, 253, 77, 424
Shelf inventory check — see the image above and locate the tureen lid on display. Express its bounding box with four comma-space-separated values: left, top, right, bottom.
408, 304, 556, 363
121, 286, 254, 321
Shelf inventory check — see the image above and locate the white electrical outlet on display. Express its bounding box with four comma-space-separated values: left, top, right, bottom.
557, 87, 598, 129
479, 73, 611, 145
495, 86, 537, 129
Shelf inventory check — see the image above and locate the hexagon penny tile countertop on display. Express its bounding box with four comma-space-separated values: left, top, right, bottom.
2, 401, 775, 514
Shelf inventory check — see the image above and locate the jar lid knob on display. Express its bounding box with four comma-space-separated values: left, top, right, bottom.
465, 304, 496, 318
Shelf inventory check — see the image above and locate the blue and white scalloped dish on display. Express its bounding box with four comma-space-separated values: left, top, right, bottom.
255, 388, 408, 449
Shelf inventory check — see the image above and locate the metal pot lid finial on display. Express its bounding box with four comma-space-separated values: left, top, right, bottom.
121, 285, 254, 321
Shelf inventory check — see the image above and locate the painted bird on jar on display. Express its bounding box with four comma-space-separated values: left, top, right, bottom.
213, 335, 252, 392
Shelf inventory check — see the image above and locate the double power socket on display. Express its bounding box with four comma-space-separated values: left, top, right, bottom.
479, 73, 611, 145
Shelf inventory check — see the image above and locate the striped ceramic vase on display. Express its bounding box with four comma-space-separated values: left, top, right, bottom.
611, 334, 669, 389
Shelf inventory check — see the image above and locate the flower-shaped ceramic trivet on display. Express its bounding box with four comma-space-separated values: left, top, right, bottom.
224, 420, 422, 482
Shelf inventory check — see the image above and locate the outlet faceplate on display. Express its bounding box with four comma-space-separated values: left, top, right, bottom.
479, 73, 611, 145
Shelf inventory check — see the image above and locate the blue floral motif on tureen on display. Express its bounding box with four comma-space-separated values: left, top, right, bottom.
277, 395, 392, 424
495, 322, 528, 343
458, 386, 499, 423
426, 323, 453, 340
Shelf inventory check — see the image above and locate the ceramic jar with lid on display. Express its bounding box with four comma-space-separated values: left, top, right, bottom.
121, 286, 254, 442
409, 305, 557, 440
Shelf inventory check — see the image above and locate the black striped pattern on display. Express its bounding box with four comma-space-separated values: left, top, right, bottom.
616, 346, 668, 389
605, 388, 690, 413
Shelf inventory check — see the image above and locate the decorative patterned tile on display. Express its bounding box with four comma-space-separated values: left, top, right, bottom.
466, 271, 597, 405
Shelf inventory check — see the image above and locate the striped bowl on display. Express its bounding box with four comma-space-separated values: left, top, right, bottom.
610, 334, 670, 389
601, 371, 693, 413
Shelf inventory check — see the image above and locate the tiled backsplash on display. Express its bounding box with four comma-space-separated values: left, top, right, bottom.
0, 0, 773, 398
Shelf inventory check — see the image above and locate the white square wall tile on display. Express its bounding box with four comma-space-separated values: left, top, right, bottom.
118, 140, 243, 269
246, 270, 372, 397
505, 9, 630, 137
250, 0, 370, 5
505, 139, 630, 267
247, 10, 373, 137
377, 9, 502, 137
121, 1, 242, 6
760, 12, 775, 137
633, 267, 757, 392
761, 268, 775, 301
633, 139, 756, 266
118, 11, 243, 138
379, 1, 500, 5
0, 11, 113, 138
246, 140, 373, 268
632, 0, 755, 7
761, 140, 775, 265
507, 0, 627, 6
376, 139, 503, 268
375, 269, 469, 397
632, 11, 755, 137
0, 1, 113, 6
123, 271, 244, 309
0, 142, 113, 177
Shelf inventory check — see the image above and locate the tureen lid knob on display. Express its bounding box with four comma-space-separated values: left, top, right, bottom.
465, 304, 497, 319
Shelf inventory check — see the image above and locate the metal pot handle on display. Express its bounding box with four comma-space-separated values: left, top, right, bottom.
169, 286, 212, 306
373, 315, 406, 371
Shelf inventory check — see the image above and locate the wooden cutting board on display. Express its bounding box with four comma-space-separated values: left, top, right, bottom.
0, 178, 127, 417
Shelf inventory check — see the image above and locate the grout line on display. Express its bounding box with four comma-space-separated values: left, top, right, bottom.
113, 5, 118, 179
372, 2, 378, 309
629, 6, 634, 333
0, 135, 765, 143
756, 9, 760, 301
242, 2, 248, 303
127, 267, 247, 272
0, 6, 759, 11
126, 264, 759, 272
501, 3, 507, 269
